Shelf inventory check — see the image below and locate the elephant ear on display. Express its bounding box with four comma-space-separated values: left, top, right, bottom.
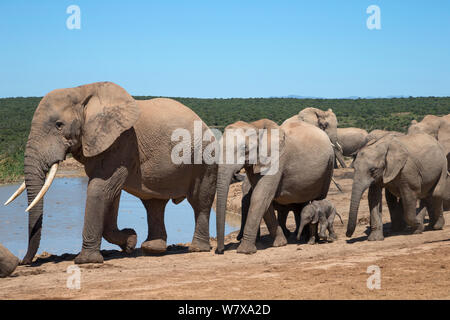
315, 109, 330, 130
81, 82, 141, 157
383, 140, 408, 184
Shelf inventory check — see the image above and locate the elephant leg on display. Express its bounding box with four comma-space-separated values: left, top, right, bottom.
264, 205, 287, 247
75, 177, 125, 264
385, 189, 406, 232
140, 198, 169, 254
399, 186, 423, 234
237, 185, 252, 241
276, 207, 291, 239
103, 191, 137, 254
327, 213, 338, 242
307, 223, 317, 244
368, 185, 384, 241
187, 169, 216, 252
237, 176, 282, 254
426, 196, 445, 230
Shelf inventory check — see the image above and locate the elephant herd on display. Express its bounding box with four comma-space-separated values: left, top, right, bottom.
1, 81, 449, 278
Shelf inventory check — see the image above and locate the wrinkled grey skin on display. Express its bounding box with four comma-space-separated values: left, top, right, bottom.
337, 128, 368, 157
18, 82, 217, 264
296, 199, 342, 244
0, 244, 19, 278
346, 133, 447, 241
215, 118, 334, 254
284, 107, 346, 168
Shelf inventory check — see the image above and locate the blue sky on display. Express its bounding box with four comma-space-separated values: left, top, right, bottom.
0, 0, 449, 98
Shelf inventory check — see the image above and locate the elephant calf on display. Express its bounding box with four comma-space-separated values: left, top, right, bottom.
296, 199, 343, 244
0, 244, 19, 278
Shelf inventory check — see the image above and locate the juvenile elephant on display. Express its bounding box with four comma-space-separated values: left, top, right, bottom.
5, 82, 217, 264
336, 128, 368, 157
215, 118, 334, 254
346, 133, 448, 241
296, 199, 343, 244
0, 244, 19, 278
284, 107, 346, 168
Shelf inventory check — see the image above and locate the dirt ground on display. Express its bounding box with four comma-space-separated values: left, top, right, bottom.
0, 163, 449, 300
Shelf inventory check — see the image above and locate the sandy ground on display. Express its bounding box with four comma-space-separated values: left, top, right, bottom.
0, 162, 449, 300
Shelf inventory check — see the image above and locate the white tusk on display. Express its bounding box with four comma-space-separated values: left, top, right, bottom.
4, 182, 26, 206
25, 163, 58, 212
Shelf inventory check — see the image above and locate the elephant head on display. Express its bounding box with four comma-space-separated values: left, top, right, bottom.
215, 119, 285, 253
346, 135, 406, 237
5, 81, 140, 263
297, 107, 345, 167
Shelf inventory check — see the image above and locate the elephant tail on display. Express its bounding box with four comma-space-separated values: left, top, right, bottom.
335, 210, 344, 224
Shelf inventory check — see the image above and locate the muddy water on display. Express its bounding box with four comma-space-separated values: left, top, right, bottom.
0, 177, 239, 258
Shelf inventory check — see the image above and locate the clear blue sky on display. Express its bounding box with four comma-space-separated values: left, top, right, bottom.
0, 0, 449, 98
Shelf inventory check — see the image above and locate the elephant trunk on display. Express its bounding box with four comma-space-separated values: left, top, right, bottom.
346, 179, 368, 237
335, 148, 347, 168
22, 143, 47, 264
215, 165, 238, 254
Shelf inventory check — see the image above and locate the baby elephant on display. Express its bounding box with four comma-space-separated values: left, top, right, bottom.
297, 199, 342, 244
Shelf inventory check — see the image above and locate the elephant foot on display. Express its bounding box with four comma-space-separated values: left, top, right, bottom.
368, 230, 384, 241
428, 216, 445, 230
237, 240, 257, 254
20, 257, 33, 265
272, 233, 287, 247
307, 237, 316, 245
328, 233, 338, 242
74, 250, 104, 264
189, 238, 211, 252
141, 239, 167, 255
411, 222, 425, 234
119, 229, 137, 254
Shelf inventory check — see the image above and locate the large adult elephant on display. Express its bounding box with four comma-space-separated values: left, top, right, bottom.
285, 107, 346, 168
336, 128, 368, 156
0, 244, 19, 277
5, 82, 217, 264
408, 115, 450, 210
346, 133, 448, 241
215, 118, 334, 254
408, 115, 450, 167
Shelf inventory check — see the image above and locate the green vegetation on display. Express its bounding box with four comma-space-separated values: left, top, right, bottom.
1, 95, 450, 183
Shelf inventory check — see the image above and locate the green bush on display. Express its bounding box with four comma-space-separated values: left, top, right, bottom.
1, 95, 449, 183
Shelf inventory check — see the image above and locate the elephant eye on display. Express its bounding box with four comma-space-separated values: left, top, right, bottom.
55, 121, 64, 130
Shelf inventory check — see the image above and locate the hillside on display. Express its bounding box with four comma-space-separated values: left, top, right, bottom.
1, 95, 450, 183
